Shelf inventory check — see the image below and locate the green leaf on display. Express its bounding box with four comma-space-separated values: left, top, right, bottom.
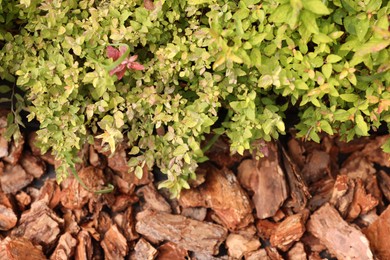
340, 94, 359, 102
319, 120, 334, 135
135, 166, 144, 179
173, 145, 189, 157
322, 63, 332, 78
302, 0, 330, 15
355, 114, 369, 136
326, 54, 342, 63
309, 130, 320, 142
301, 10, 319, 34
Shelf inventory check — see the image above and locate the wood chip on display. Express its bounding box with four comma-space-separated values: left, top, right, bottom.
113, 207, 139, 242
50, 232, 77, 260
281, 146, 310, 212
0, 204, 17, 231
137, 183, 172, 213
307, 203, 373, 260
270, 211, 308, 251
157, 242, 188, 260
129, 238, 157, 260
100, 224, 128, 260
181, 207, 207, 221
135, 209, 227, 255
363, 206, 390, 259
180, 165, 253, 230
286, 242, 307, 260
301, 150, 331, 184
20, 151, 46, 178
75, 230, 93, 260
255, 219, 278, 240
38, 179, 62, 209
246, 249, 270, 260
15, 191, 31, 211
11, 200, 64, 251
226, 233, 261, 259
237, 142, 288, 219
0, 237, 46, 260
1, 164, 34, 193
3, 136, 24, 165
347, 178, 378, 221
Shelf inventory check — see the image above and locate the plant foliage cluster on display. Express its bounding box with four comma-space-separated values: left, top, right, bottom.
1, 0, 389, 196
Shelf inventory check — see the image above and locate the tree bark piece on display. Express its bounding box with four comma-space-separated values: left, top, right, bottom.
11, 200, 64, 251
100, 224, 128, 260
136, 183, 172, 213
237, 142, 288, 219
180, 165, 253, 230
270, 211, 309, 251
226, 233, 261, 259
15, 191, 31, 211
287, 242, 307, 260
281, 146, 310, 212
256, 219, 278, 240
301, 150, 331, 184
363, 206, 390, 259
20, 151, 46, 178
0, 237, 46, 260
181, 207, 207, 221
113, 207, 139, 242
246, 249, 270, 260
0, 204, 17, 231
135, 209, 227, 255
75, 230, 93, 260
1, 164, 34, 193
129, 238, 157, 260
307, 203, 373, 260
50, 232, 77, 260
0, 128, 9, 158
157, 242, 188, 260
3, 136, 24, 165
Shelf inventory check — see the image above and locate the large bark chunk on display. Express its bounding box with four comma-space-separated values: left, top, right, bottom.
135, 209, 227, 255
50, 232, 77, 260
180, 165, 253, 230
0, 237, 46, 260
270, 211, 308, 251
100, 224, 128, 260
237, 142, 288, 219
1, 164, 34, 193
307, 203, 373, 260
0, 204, 17, 231
157, 242, 188, 260
136, 183, 172, 213
281, 146, 310, 212
364, 206, 390, 259
20, 151, 46, 178
226, 233, 261, 259
75, 230, 93, 260
11, 200, 64, 251
129, 238, 157, 260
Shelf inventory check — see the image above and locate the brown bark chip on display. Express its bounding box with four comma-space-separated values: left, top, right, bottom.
3, 136, 24, 165
226, 233, 261, 259
1, 164, 34, 194
100, 224, 128, 260
307, 203, 373, 260
364, 206, 390, 260
270, 211, 309, 251
20, 151, 46, 178
50, 232, 77, 260
157, 242, 188, 260
0, 237, 47, 260
0, 204, 17, 231
75, 230, 93, 260
287, 242, 307, 260
136, 183, 172, 213
135, 209, 228, 255
11, 200, 64, 251
237, 142, 288, 219
129, 238, 158, 260
180, 165, 253, 230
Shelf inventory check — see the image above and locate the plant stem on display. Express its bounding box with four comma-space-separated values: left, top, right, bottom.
202, 109, 233, 153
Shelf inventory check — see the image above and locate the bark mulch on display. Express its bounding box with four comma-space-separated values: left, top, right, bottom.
0, 112, 389, 259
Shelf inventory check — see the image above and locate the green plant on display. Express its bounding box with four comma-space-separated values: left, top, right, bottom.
1, 0, 389, 197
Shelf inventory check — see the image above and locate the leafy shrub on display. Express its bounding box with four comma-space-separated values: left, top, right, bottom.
1, 0, 389, 196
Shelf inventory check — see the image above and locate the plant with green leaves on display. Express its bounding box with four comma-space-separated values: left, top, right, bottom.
0, 0, 389, 197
